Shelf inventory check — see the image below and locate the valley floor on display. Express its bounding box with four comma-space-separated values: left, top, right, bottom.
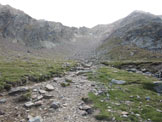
0, 61, 162, 122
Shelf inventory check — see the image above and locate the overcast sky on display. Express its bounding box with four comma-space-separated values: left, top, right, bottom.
0, 0, 162, 27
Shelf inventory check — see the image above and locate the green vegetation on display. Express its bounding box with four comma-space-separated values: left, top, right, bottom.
0, 58, 76, 91
98, 37, 162, 61
60, 82, 70, 87
18, 91, 32, 102
65, 78, 73, 83
102, 60, 162, 73
87, 66, 162, 122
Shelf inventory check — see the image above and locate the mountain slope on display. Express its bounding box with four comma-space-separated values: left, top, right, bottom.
0, 4, 93, 49
97, 11, 162, 61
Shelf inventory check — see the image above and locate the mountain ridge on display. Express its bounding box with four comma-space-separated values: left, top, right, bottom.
0, 4, 162, 61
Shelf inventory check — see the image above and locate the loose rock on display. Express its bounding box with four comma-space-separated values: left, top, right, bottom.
0, 98, 6, 104
28, 116, 43, 122
9, 87, 30, 95
50, 101, 61, 109
43, 94, 53, 99
39, 90, 47, 94
24, 101, 34, 108
111, 79, 126, 85
45, 84, 54, 91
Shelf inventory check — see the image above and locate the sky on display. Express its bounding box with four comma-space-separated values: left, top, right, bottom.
0, 0, 162, 28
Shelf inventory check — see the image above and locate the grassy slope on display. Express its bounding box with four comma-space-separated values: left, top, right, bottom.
0, 57, 76, 91
87, 66, 162, 122
98, 38, 162, 61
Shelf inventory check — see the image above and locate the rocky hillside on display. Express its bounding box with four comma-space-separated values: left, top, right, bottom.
1, 4, 162, 61
0, 4, 93, 49
97, 11, 162, 60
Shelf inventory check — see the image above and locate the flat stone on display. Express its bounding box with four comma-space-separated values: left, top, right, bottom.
128, 68, 137, 72
24, 101, 34, 108
0, 98, 6, 104
28, 116, 43, 122
36, 95, 43, 101
39, 90, 47, 94
121, 111, 129, 115
43, 94, 53, 99
45, 84, 54, 91
34, 101, 43, 107
76, 70, 91, 75
79, 105, 91, 110
9, 87, 30, 95
111, 79, 126, 85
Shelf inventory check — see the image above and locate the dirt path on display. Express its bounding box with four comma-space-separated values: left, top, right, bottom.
0, 66, 99, 122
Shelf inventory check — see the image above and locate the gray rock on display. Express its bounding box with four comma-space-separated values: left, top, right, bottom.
36, 95, 43, 101
0, 110, 5, 115
43, 94, 54, 99
45, 84, 54, 91
81, 62, 93, 68
0, 98, 6, 103
76, 70, 91, 75
79, 105, 93, 114
128, 68, 137, 72
80, 110, 88, 116
34, 101, 43, 107
53, 77, 59, 82
24, 101, 34, 108
9, 87, 30, 95
28, 116, 43, 122
111, 79, 126, 85
39, 90, 47, 94
50, 102, 61, 109
145, 96, 150, 101
153, 81, 162, 93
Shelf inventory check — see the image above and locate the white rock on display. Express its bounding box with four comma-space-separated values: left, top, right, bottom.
45, 84, 54, 91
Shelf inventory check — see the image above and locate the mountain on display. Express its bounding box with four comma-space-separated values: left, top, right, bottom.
97, 11, 162, 60
0, 4, 93, 49
0, 4, 103, 60
0, 4, 162, 61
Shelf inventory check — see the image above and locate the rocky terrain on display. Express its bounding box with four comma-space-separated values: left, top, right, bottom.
1, 4, 162, 122
0, 63, 99, 122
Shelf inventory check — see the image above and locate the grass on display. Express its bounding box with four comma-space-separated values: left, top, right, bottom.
87, 66, 162, 122
102, 60, 162, 74
97, 37, 162, 61
0, 58, 76, 91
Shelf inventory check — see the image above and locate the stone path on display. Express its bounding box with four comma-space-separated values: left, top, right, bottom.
0, 65, 99, 122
